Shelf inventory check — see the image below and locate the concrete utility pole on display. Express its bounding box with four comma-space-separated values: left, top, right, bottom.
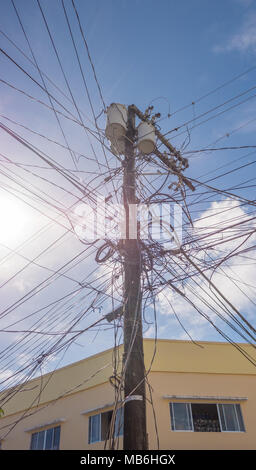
122, 105, 147, 450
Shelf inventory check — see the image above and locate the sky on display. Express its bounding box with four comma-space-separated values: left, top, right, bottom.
0, 0, 256, 388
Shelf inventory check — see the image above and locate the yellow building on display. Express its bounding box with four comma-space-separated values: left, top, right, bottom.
0, 339, 255, 450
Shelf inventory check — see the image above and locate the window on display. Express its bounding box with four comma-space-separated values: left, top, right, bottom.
170, 403, 245, 432
30, 426, 61, 450
114, 408, 124, 438
89, 413, 101, 444
192, 404, 221, 432
89, 408, 124, 444
218, 404, 245, 432
170, 403, 193, 431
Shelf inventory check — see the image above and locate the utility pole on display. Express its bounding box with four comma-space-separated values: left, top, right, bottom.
105, 102, 192, 449
122, 105, 147, 450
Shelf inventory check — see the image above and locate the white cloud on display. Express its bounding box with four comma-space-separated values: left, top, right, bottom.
214, 12, 256, 53
0, 369, 14, 383
156, 199, 256, 340
12, 278, 32, 294
193, 199, 254, 255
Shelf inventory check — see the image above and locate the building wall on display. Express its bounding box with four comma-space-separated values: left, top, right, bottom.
147, 372, 255, 449
0, 340, 255, 450
0, 382, 117, 450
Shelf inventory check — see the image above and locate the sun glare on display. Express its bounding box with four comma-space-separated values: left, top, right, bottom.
0, 197, 29, 245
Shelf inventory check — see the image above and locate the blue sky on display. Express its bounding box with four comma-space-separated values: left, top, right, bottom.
0, 0, 256, 385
